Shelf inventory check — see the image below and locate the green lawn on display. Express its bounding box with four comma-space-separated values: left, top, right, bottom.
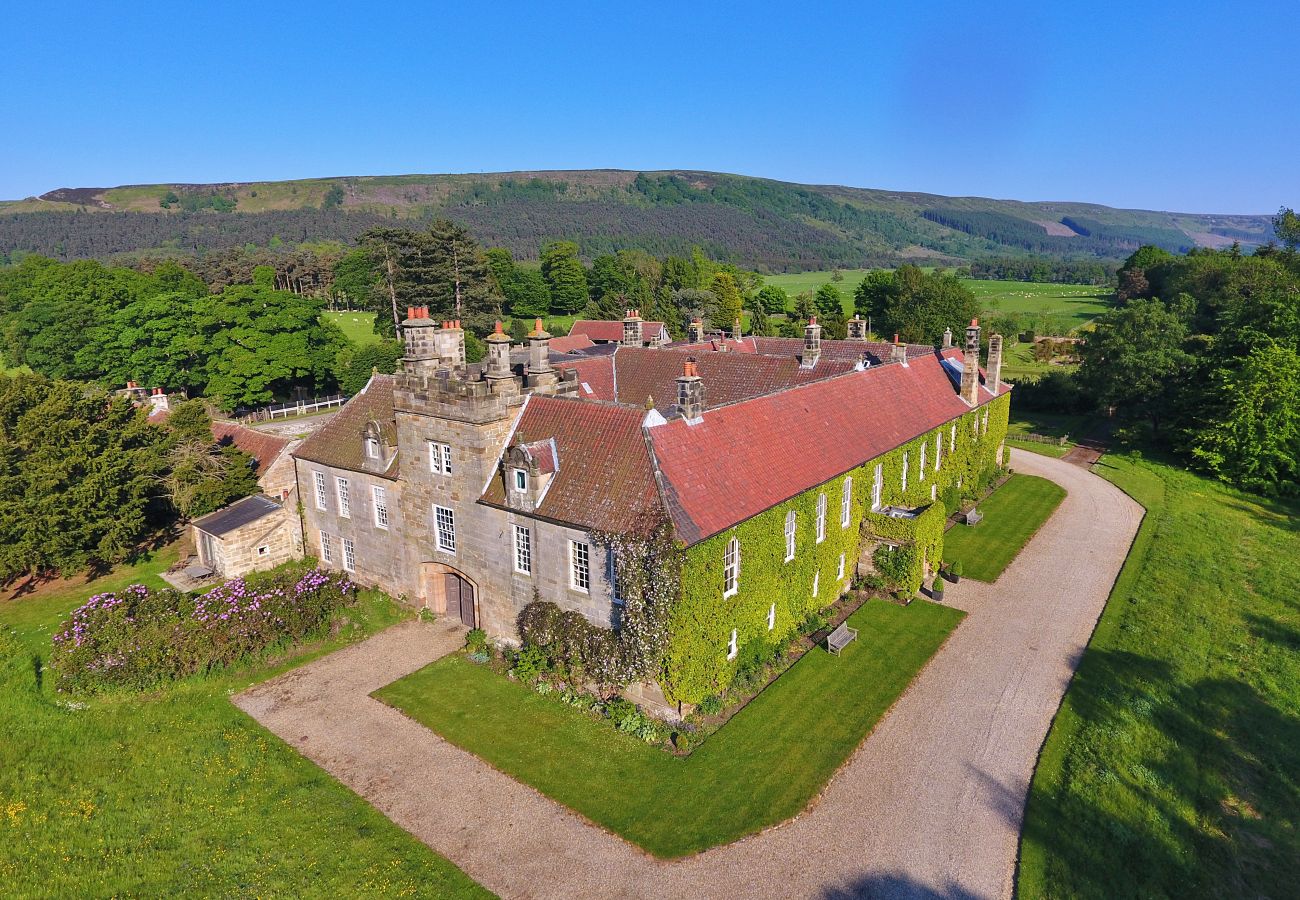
378, 599, 963, 858
1018, 455, 1300, 898
942, 474, 1066, 582
0, 555, 488, 898
322, 310, 382, 346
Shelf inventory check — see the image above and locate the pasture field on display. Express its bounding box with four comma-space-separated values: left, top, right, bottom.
1019, 455, 1300, 898
323, 310, 383, 346
0, 548, 486, 898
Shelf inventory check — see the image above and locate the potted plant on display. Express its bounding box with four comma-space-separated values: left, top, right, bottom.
931, 575, 945, 601
949, 561, 963, 584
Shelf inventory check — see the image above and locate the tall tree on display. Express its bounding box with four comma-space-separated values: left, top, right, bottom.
540, 241, 589, 314
814, 283, 848, 339
426, 218, 500, 322
854, 265, 980, 344
709, 272, 744, 330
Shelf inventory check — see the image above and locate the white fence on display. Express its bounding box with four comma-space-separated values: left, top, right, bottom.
242, 394, 347, 422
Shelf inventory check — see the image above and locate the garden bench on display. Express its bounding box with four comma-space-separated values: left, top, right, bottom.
826, 621, 858, 656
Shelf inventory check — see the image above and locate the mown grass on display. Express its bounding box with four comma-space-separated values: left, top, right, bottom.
1018, 455, 1300, 898
0, 556, 488, 898
943, 474, 1066, 582
378, 599, 962, 858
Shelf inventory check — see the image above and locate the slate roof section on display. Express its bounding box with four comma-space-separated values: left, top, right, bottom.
292, 375, 400, 479
480, 396, 660, 534
570, 319, 668, 343
192, 494, 283, 537
210, 421, 292, 474
649, 350, 1009, 545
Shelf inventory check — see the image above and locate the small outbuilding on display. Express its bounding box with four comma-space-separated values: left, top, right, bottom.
191, 495, 298, 579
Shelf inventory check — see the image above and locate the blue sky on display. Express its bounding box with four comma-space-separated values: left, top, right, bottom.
2, 1, 1296, 212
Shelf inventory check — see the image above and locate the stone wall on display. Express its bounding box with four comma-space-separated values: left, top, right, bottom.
195, 506, 297, 580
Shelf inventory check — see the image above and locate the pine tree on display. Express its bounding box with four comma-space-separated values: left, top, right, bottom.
540, 241, 589, 314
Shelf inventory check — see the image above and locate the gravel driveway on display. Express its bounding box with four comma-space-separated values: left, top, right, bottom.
235, 449, 1142, 899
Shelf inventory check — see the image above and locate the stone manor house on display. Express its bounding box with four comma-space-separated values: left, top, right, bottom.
247, 308, 1011, 703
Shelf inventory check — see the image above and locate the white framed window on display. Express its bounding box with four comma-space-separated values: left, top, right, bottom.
816, 493, 827, 543
372, 485, 389, 529
336, 477, 351, 518
919, 441, 927, 480
342, 537, 356, 572
837, 553, 846, 580
813, 569, 820, 598
313, 472, 327, 510
767, 603, 776, 631
320, 531, 334, 563
723, 538, 740, 597
935, 432, 942, 471
570, 540, 590, 592
872, 463, 883, 511
607, 549, 623, 605
726, 628, 738, 660
365, 436, 380, 460
931, 483, 938, 501
434, 505, 456, 553
514, 524, 532, 575
841, 476, 852, 527
982, 409, 990, 433
429, 441, 452, 475
784, 510, 796, 562
972, 416, 979, 435
950, 423, 957, 451
513, 468, 528, 492
257, 545, 269, 557
902, 452, 909, 491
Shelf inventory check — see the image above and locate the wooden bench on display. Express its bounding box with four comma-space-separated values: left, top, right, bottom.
826, 621, 858, 656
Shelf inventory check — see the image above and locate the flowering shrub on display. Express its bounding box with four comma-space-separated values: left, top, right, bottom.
50, 566, 356, 694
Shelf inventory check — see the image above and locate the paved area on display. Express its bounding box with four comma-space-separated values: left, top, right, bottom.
235, 449, 1142, 899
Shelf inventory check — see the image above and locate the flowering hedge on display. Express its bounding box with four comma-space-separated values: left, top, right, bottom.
50, 566, 357, 694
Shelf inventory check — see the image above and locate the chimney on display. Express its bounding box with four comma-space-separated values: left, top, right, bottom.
961, 318, 981, 406
987, 333, 1003, 393
526, 318, 556, 388
942, 326, 954, 349
846, 315, 867, 341
401, 306, 439, 376
801, 316, 822, 369
622, 309, 643, 347
676, 357, 704, 422
688, 319, 704, 343
890, 333, 907, 365
732, 317, 742, 340
434, 319, 466, 370
485, 320, 513, 380
148, 388, 169, 414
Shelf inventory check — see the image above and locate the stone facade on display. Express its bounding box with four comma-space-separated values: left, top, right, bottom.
193, 500, 298, 579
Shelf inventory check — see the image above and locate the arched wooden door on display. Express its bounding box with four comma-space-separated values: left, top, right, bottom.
443, 572, 477, 628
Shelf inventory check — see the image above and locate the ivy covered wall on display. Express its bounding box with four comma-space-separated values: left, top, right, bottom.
659, 391, 1010, 704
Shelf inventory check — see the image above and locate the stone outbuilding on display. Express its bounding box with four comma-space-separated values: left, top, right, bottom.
191, 495, 298, 579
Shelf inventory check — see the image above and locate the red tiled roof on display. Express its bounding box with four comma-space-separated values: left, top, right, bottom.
292, 375, 399, 478
210, 422, 292, 474
554, 356, 617, 401
649, 350, 1007, 544
480, 396, 660, 533
668, 338, 758, 354
609, 346, 856, 413
548, 334, 596, 354
747, 337, 932, 366
570, 320, 668, 343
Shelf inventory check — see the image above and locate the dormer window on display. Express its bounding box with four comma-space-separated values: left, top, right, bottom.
513, 468, 529, 492
365, 437, 380, 460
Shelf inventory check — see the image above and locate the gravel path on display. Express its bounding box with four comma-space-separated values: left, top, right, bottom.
235, 449, 1142, 899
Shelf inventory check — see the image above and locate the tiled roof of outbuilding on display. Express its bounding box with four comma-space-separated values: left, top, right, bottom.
648, 349, 1008, 544
570, 320, 668, 343
210, 422, 292, 474
291, 375, 399, 478
548, 334, 596, 354
480, 396, 660, 533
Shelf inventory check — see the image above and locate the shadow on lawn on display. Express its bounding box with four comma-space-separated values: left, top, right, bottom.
1021, 646, 1300, 897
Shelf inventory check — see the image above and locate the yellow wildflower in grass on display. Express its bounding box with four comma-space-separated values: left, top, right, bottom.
4, 800, 26, 824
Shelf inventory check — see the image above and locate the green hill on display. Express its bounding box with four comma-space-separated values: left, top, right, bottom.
0, 170, 1275, 271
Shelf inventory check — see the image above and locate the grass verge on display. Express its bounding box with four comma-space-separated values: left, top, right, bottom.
1018, 455, 1300, 898
376, 598, 962, 858
0, 560, 488, 898
942, 474, 1066, 582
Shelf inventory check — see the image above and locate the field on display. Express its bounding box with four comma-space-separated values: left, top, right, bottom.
0, 549, 486, 897
1018, 455, 1300, 897
941, 474, 1066, 582
377, 599, 962, 858
322, 309, 383, 346
763, 270, 1112, 336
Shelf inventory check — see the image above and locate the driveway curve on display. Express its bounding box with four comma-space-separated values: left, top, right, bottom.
236, 449, 1142, 899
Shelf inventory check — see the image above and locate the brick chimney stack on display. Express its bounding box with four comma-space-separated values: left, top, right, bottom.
689, 319, 704, 343
961, 318, 981, 406
846, 315, 867, 341
148, 387, 170, 414
942, 326, 954, 349
526, 318, 557, 388
622, 309, 643, 347
801, 316, 822, 369
401, 306, 439, 376
732, 318, 742, 340
435, 319, 467, 370
485, 319, 513, 381
890, 333, 907, 365
987, 333, 1004, 394
676, 357, 704, 423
